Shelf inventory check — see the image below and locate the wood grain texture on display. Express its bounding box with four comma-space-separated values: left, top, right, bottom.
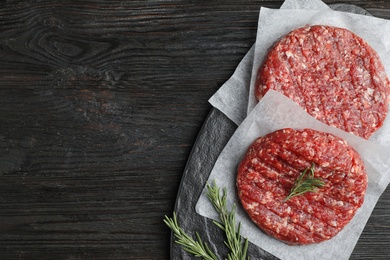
0, 0, 389, 259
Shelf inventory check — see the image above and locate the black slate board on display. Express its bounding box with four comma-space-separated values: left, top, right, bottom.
171, 4, 385, 260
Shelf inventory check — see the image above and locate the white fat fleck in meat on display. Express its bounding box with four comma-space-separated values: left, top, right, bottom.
337, 139, 347, 145
275, 218, 289, 234
315, 34, 323, 41
373, 75, 380, 83
343, 110, 351, 119
305, 144, 315, 157
307, 220, 314, 232
246, 202, 259, 210
251, 158, 259, 165
285, 50, 294, 58
321, 162, 330, 167
297, 75, 302, 84
259, 191, 273, 205
374, 91, 383, 102
265, 191, 273, 201
316, 227, 324, 235
282, 218, 288, 227
265, 215, 272, 225
307, 205, 315, 214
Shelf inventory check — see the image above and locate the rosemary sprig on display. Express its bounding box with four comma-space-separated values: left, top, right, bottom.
164, 181, 249, 259
206, 181, 249, 260
284, 163, 325, 202
163, 212, 218, 260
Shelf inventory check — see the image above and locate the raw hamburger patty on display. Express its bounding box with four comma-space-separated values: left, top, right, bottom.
256, 25, 390, 139
237, 128, 367, 245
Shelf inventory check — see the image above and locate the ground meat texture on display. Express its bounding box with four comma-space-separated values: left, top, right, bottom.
256, 25, 390, 139
237, 128, 367, 245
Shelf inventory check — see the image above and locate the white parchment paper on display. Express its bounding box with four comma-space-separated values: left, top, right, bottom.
208, 45, 254, 125
280, 0, 329, 10
196, 90, 390, 260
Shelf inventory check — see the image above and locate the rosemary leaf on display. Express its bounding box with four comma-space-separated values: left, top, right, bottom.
164, 212, 218, 260
284, 163, 325, 202
206, 181, 249, 260
164, 181, 250, 259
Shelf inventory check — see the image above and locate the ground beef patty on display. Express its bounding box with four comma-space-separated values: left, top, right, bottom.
237, 128, 367, 245
256, 25, 390, 139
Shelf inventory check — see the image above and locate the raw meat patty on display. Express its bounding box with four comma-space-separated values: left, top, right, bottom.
237, 128, 367, 245
256, 25, 390, 139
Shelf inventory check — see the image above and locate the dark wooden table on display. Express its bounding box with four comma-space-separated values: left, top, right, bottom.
1, 1, 390, 259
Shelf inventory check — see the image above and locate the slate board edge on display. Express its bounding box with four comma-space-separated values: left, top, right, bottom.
171, 4, 372, 259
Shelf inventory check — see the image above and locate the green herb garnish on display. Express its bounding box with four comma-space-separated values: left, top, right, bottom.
164, 181, 249, 260
206, 182, 249, 260
164, 212, 218, 260
284, 163, 325, 202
